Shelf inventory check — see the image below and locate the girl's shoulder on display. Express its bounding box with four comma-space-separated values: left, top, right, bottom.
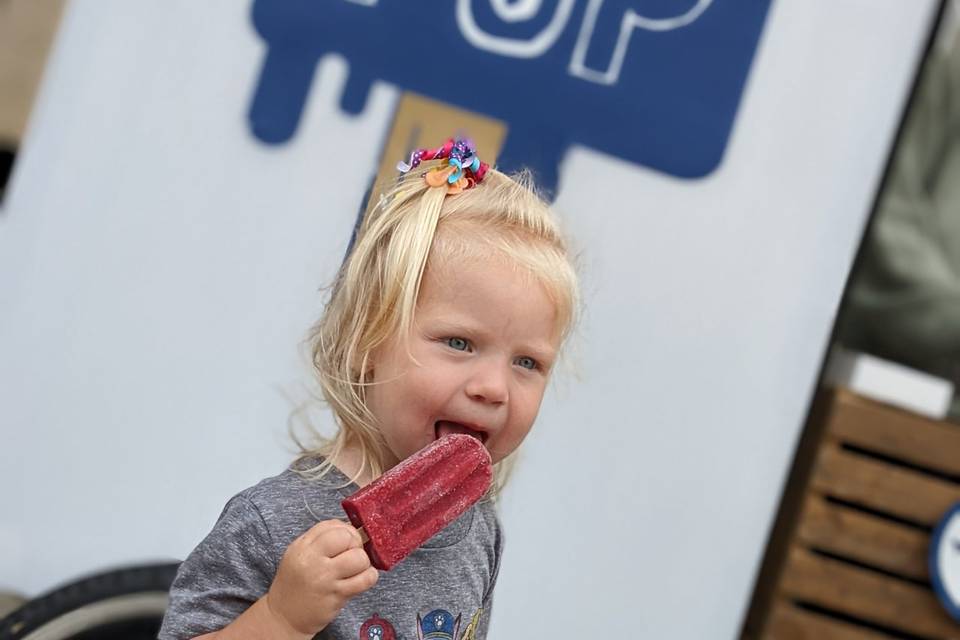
221, 458, 356, 545
473, 498, 503, 550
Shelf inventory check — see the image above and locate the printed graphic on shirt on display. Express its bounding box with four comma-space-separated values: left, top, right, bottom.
416, 608, 461, 640
359, 613, 397, 640
458, 608, 483, 640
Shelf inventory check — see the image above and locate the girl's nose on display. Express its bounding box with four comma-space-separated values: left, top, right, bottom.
465, 362, 509, 405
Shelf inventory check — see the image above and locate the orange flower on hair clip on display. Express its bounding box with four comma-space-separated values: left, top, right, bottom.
425, 165, 455, 187
424, 165, 472, 194
448, 177, 478, 194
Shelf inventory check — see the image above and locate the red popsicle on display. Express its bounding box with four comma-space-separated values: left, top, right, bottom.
341, 434, 493, 570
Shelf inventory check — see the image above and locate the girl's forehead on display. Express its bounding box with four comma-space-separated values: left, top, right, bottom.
419, 229, 573, 338
416, 256, 563, 341
422, 250, 538, 294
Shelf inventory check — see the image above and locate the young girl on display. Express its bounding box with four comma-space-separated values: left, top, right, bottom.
159, 138, 579, 639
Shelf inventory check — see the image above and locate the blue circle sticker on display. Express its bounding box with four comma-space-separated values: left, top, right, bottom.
930, 501, 960, 623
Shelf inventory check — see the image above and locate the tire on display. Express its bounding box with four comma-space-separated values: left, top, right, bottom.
0, 563, 180, 640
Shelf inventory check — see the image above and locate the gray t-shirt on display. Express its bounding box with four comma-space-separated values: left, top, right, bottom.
159, 459, 503, 640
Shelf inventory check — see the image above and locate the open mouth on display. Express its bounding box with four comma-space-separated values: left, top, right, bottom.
435, 420, 487, 444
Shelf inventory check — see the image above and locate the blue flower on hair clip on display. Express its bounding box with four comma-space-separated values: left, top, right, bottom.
446, 155, 481, 184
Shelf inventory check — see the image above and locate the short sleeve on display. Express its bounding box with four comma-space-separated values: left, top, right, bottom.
158, 495, 278, 640
474, 516, 504, 639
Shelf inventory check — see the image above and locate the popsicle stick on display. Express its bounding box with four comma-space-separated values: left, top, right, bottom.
357, 526, 369, 545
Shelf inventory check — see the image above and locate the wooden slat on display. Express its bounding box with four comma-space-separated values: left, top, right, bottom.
765, 602, 895, 640
828, 389, 960, 477
796, 494, 930, 581
780, 547, 959, 639
811, 442, 960, 527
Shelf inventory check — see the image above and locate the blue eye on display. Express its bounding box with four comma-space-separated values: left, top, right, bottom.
446, 337, 469, 351
516, 356, 538, 370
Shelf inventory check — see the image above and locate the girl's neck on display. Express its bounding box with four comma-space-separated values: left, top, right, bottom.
332, 440, 377, 487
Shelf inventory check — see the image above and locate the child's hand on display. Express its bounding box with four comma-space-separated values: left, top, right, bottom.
264, 519, 378, 636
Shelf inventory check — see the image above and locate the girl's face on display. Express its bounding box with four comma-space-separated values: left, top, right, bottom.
365, 252, 560, 470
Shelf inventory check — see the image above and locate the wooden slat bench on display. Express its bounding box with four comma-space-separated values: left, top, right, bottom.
758, 388, 960, 640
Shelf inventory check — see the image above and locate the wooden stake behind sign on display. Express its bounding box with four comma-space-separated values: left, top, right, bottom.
0, 0, 66, 146
362, 92, 507, 222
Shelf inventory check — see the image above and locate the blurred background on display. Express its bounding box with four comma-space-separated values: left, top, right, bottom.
1, 1, 959, 638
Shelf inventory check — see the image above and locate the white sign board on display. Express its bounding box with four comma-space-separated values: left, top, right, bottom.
0, 1, 940, 637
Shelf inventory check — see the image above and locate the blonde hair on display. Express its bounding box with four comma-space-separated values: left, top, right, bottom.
293, 161, 579, 497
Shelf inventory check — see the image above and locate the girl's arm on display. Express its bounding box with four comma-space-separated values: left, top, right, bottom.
191, 595, 312, 639
190, 519, 378, 639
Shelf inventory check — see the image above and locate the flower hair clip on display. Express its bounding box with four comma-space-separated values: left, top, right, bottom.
397, 137, 489, 195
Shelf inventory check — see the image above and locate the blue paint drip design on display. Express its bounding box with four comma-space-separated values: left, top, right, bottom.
248, 0, 774, 196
